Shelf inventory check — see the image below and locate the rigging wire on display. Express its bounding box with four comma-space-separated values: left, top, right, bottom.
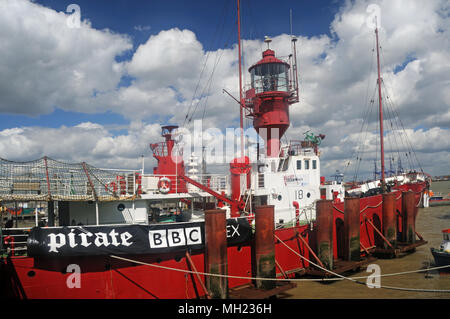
378, 47, 414, 172
245, 0, 264, 54
240, 0, 266, 152
378, 81, 399, 177
190, 0, 264, 158
347, 29, 425, 182
198, 24, 236, 123
109, 251, 450, 293
352, 85, 378, 182
183, 0, 231, 127
189, 24, 233, 124
382, 79, 424, 173
381, 83, 407, 174
379, 47, 424, 173
375, 95, 380, 180
344, 36, 375, 182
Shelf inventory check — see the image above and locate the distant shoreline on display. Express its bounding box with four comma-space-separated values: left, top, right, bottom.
432, 178, 450, 182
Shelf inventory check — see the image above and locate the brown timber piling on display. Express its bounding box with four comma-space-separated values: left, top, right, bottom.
316, 200, 333, 270
401, 191, 416, 244
254, 205, 276, 290
344, 197, 360, 261
382, 193, 396, 248
204, 209, 228, 298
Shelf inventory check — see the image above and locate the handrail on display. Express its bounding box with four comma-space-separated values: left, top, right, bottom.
141, 174, 230, 195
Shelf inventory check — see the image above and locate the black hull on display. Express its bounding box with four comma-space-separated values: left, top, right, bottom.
431, 248, 450, 271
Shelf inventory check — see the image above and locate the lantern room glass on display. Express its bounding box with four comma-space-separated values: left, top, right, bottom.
250, 63, 289, 93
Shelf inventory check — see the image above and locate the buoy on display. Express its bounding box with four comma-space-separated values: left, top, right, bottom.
158, 177, 171, 194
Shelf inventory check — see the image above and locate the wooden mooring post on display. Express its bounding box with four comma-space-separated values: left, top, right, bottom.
228, 205, 296, 299
373, 191, 427, 257
344, 197, 360, 262
402, 191, 416, 244
254, 205, 276, 290
382, 193, 396, 248
204, 209, 228, 299
306, 198, 376, 277
316, 200, 333, 270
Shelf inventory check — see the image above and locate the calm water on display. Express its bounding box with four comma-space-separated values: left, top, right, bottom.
281, 180, 450, 299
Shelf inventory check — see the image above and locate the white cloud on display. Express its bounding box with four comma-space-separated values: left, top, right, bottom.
0, 122, 162, 171
0, 0, 132, 115
282, 0, 450, 178
0, 0, 448, 179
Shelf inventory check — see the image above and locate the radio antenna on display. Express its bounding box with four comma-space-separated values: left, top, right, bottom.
290, 9, 293, 38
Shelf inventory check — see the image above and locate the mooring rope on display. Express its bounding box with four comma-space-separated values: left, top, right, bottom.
332, 205, 344, 214
109, 253, 450, 283
360, 201, 383, 214
416, 194, 423, 208
110, 254, 284, 282
109, 247, 450, 293
333, 191, 421, 215
273, 234, 450, 293
332, 200, 384, 215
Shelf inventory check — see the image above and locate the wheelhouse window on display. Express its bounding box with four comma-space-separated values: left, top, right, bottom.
250, 63, 289, 93
312, 160, 317, 169
304, 159, 310, 170
296, 160, 302, 170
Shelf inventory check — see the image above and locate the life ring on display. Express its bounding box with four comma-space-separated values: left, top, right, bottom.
158, 177, 171, 194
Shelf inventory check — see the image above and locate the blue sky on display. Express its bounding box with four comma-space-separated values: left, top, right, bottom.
1, 0, 342, 132
2, 0, 340, 131
35, 0, 339, 44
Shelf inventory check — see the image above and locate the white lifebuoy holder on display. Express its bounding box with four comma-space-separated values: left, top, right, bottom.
158, 177, 171, 194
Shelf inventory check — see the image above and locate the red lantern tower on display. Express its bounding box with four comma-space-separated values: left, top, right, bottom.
150, 125, 187, 193
245, 37, 299, 157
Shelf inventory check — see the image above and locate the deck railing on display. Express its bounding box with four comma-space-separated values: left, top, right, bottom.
1, 227, 31, 256
141, 174, 230, 195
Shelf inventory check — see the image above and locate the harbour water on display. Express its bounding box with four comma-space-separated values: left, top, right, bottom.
281, 180, 450, 299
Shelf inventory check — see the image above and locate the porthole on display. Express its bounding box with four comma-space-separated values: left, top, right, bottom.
307, 192, 311, 198
27, 270, 36, 277
277, 195, 282, 201
117, 203, 125, 212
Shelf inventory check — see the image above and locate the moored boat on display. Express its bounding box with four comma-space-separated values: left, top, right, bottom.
431, 229, 450, 270
429, 191, 450, 206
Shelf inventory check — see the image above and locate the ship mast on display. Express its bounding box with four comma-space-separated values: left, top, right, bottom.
375, 21, 386, 192
237, 0, 244, 158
